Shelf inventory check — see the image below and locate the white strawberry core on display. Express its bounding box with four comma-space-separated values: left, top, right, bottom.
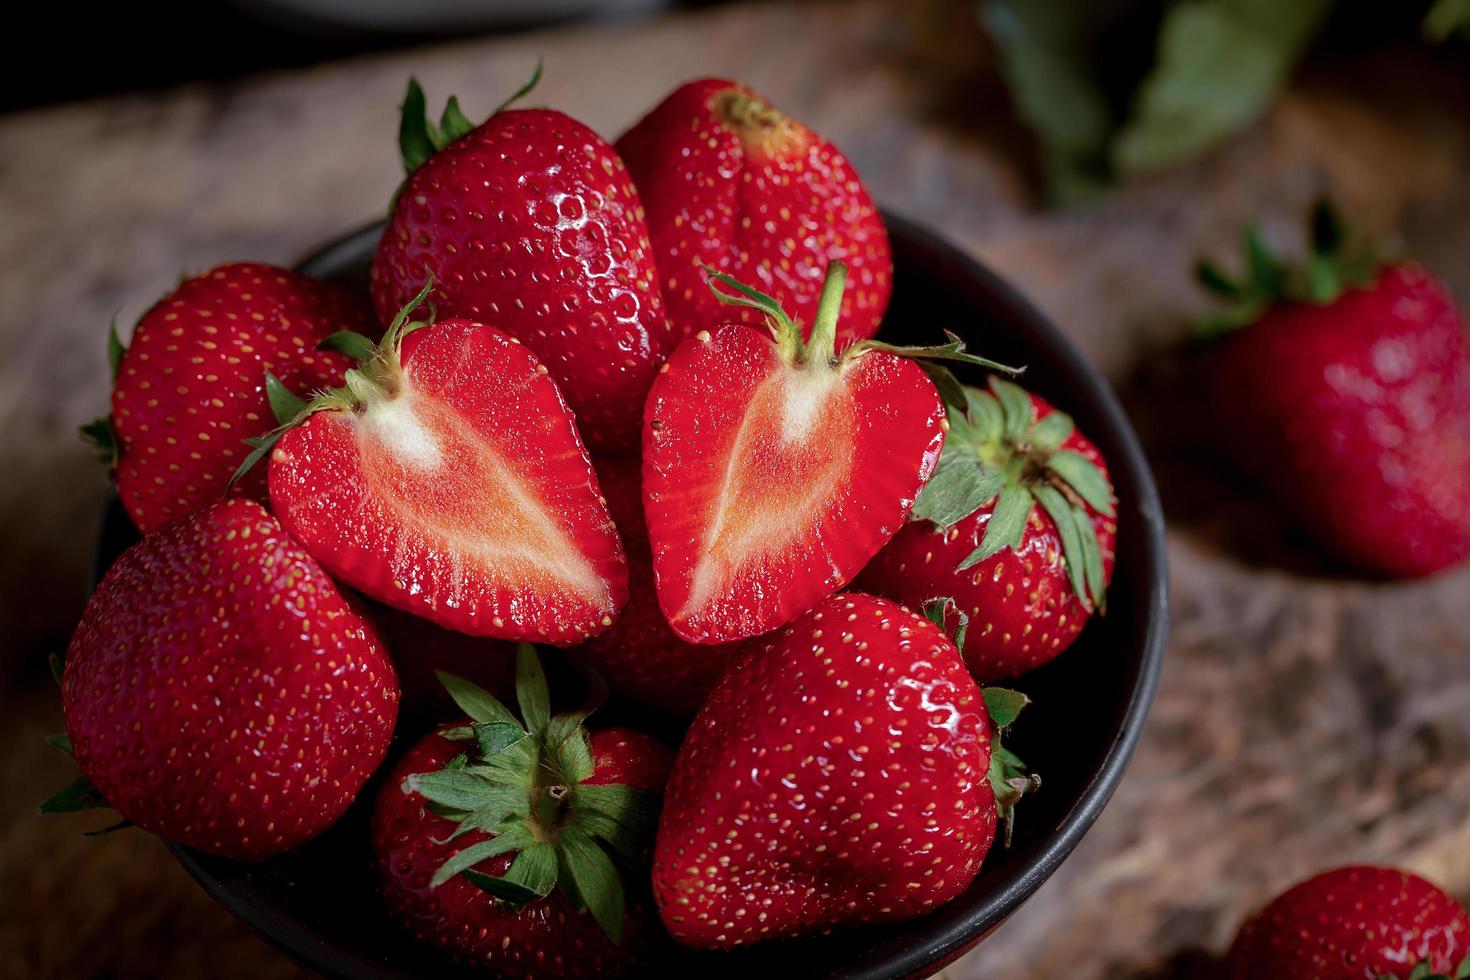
684, 363, 855, 616
352, 378, 610, 610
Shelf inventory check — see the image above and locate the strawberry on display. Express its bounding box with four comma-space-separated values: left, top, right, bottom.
251, 286, 629, 645
1198, 201, 1470, 577
87, 262, 365, 532
617, 77, 891, 348
1225, 866, 1470, 979
860, 376, 1116, 681
370, 70, 671, 450
651, 592, 1033, 949
371, 649, 672, 977
643, 263, 1005, 644
49, 498, 399, 859
573, 452, 742, 715
368, 599, 517, 721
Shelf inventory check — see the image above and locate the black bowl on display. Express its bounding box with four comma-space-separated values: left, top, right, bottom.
94, 214, 1167, 979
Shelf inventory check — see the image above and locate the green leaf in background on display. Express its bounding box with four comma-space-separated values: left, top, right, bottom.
981, 0, 1119, 200
1424, 0, 1470, 41
1111, 0, 1335, 177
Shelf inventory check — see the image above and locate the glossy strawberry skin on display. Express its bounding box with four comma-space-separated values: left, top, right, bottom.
62, 499, 399, 860
268, 318, 628, 645
111, 263, 364, 531
573, 453, 742, 715
861, 393, 1116, 682
1212, 263, 1470, 577
372, 725, 672, 978
617, 78, 891, 349
371, 109, 672, 450
1226, 866, 1470, 979
652, 593, 996, 949
643, 327, 944, 644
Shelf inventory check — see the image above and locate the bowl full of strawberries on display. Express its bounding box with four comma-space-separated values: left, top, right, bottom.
57, 69, 1167, 979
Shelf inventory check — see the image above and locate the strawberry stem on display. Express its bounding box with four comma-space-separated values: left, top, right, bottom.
805, 261, 847, 368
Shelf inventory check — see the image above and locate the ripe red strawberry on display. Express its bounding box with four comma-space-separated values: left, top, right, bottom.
860, 376, 1116, 681
652, 593, 1033, 949
368, 599, 517, 720
256, 288, 629, 644
51, 498, 399, 859
617, 77, 891, 348
370, 71, 671, 450
1199, 201, 1470, 577
89, 263, 365, 531
1226, 866, 1470, 979
643, 263, 1005, 644
372, 650, 672, 977
573, 452, 742, 715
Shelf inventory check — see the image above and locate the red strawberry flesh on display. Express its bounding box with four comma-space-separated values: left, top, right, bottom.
268, 317, 627, 644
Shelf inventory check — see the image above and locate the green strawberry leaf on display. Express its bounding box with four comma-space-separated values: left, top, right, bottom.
491, 59, 544, 117
462, 867, 542, 906
504, 840, 558, 899
1033, 484, 1091, 608
982, 687, 1031, 729
960, 482, 1034, 569
557, 826, 626, 943
430, 821, 535, 888
921, 596, 970, 651
1046, 450, 1116, 517
397, 78, 438, 175
542, 714, 595, 785
570, 784, 661, 839
264, 373, 307, 426
857, 330, 1021, 375
437, 671, 521, 728
912, 458, 1005, 529
79, 416, 118, 468
443, 786, 535, 842
316, 330, 377, 363
107, 313, 126, 381
989, 376, 1034, 443
514, 644, 551, 733
39, 775, 110, 814
46, 733, 72, 756
438, 96, 475, 144
1072, 503, 1108, 614
1425, 0, 1470, 41
964, 388, 1006, 445
49, 651, 65, 687
404, 769, 503, 811
472, 721, 530, 760
1027, 409, 1074, 452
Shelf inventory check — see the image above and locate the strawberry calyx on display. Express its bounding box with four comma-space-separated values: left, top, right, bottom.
704, 262, 1017, 375
407, 647, 659, 944
1196, 198, 1386, 338
396, 61, 543, 177
922, 597, 1039, 846
227, 279, 436, 488
80, 314, 127, 470
38, 722, 131, 835
913, 376, 1115, 612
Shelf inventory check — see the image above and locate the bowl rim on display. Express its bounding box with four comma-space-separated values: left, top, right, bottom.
144, 211, 1169, 980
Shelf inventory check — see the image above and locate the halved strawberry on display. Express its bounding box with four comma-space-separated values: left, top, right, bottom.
642, 263, 1007, 644
250, 286, 628, 645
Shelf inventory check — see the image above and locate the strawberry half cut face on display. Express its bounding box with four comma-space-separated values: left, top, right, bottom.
644, 263, 1008, 644
256, 287, 628, 645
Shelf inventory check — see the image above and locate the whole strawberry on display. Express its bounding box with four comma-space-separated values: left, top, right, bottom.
54, 498, 399, 860
652, 593, 1031, 949
573, 452, 742, 715
256, 286, 628, 644
643, 263, 1006, 644
617, 77, 891, 348
1199, 201, 1470, 577
371, 70, 672, 450
91, 263, 364, 531
1226, 866, 1470, 979
861, 376, 1116, 681
372, 650, 672, 978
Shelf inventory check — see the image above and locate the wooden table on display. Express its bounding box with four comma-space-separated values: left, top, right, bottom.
3, 2, 1468, 976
